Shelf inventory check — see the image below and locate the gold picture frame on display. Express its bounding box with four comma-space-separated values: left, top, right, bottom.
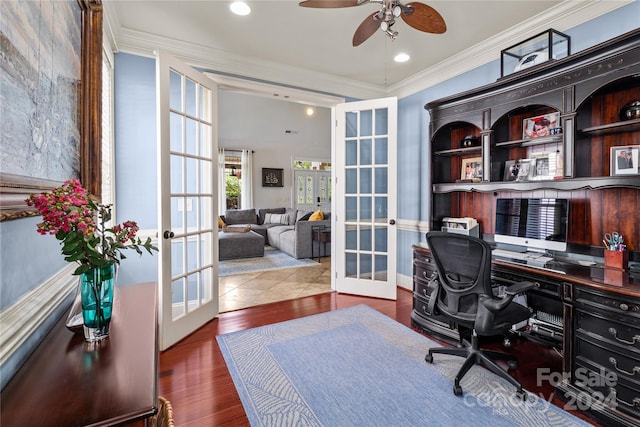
461, 157, 482, 181
0, 0, 103, 221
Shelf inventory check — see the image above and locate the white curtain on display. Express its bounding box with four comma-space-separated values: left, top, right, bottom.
241, 149, 253, 209
217, 149, 227, 215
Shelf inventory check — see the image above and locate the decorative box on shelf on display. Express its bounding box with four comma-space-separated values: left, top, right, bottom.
441, 217, 479, 237
500, 29, 570, 78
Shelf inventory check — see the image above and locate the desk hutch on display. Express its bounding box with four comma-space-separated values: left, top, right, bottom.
413, 29, 640, 426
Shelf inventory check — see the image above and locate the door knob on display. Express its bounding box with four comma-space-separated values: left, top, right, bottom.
163, 230, 175, 239
389, 219, 396, 225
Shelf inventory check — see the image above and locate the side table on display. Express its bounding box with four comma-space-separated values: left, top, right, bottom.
311, 225, 331, 262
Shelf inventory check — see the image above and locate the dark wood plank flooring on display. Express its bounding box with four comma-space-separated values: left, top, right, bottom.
158, 289, 599, 426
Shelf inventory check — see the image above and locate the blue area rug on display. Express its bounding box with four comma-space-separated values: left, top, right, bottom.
217, 305, 590, 426
219, 246, 317, 277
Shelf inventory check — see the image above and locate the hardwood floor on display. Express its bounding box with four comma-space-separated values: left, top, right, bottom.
158, 289, 600, 426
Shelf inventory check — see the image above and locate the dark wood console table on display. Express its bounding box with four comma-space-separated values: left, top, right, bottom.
412, 244, 640, 427
1, 282, 158, 427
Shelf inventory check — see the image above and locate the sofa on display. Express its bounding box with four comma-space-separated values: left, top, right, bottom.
220, 207, 331, 259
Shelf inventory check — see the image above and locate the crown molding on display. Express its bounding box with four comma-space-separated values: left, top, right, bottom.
111, 27, 387, 100
390, 0, 633, 98
104, 1, 630, 101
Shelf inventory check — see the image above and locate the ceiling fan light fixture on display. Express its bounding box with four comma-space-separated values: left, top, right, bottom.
230, 1, 251, 16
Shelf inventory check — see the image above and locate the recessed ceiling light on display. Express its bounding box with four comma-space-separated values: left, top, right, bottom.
230, 1, 251, 16
394, 53, 410, 63
306, 107, 315, 116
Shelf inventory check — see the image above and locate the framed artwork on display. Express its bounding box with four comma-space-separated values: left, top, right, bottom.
610, 145, 640, 176
522, 112, 561, 139
262, 168, 284, 187
461, 157, 482, 180
0, 0, 103, 221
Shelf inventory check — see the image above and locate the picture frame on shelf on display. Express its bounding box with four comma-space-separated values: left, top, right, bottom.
522, 112, 561, 139
515, 159, 532, 181
503, 160, 519, 181
530, 152, 557, 180
610, 145, 639, 176
460, 157, 482, 181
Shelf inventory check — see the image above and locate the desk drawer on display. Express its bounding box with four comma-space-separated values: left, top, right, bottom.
575, 334, 640, 388
576, 309, 640, 352
575, 359, 640, 419
413, 259, 437, 283
575, 288, 640, 318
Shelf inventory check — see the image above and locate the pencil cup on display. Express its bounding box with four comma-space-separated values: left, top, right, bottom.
604, 249, 629, 270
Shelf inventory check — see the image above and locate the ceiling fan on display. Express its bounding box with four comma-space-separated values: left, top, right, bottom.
299, 0, 446, 46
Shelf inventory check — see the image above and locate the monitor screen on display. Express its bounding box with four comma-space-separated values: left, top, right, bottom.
494, 198, 569, 253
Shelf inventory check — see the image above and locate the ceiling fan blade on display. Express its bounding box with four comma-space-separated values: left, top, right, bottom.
401, 2, 446, 34
299, 0, 364, 8
352, 12, 380, 46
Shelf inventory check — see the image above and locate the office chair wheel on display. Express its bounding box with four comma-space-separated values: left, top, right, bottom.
425, 354, 433, 363
453, 384, 463, 397
507, 360, 518, 370
516, 389, 527, 401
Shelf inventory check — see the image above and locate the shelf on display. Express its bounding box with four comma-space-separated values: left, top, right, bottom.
579, 118, 640, 136
433, 176, 640, 193
495, 135, 562, 147
433, 146, 482, 156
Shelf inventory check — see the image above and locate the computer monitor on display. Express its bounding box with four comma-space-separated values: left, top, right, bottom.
494, 198, 569, 253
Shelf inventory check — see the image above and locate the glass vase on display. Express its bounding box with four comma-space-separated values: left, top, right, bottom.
81, 264, 115, 342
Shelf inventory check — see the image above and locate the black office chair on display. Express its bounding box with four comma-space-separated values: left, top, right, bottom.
424, 231, 535, 400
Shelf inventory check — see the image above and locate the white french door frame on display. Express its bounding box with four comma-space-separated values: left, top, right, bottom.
334, 97, 398, 300
157, 51, 219, 351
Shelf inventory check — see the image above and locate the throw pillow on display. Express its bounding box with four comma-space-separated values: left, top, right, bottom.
285, 208, 298, 225
298, 211, 312, 221
309, 209, 324, 221
218, 216, 225, 228
264, 212, 289, 225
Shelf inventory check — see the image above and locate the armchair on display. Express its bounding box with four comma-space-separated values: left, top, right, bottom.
424, 231, 536, 400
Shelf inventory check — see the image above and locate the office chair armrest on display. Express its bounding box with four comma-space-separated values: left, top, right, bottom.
480, 281, 536, 312
504, 280, 536, 296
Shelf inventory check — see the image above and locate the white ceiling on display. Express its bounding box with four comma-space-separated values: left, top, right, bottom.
104, 1, 629, 99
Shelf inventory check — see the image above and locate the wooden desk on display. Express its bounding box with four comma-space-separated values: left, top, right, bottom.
1, 282, 158, 427
411, 244, 640, 427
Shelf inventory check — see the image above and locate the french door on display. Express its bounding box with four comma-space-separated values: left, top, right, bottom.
334, 97, 397, 300
157, 51, 219, 351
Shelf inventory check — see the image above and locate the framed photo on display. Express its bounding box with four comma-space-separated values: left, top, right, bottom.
515, 159, 532, 182
461, 157, 482, 181
503, 160, 519, 181
610, 145, 640, 176
262, 168, 284, 187
530, 152, 557, 180
522, 112, 561, 139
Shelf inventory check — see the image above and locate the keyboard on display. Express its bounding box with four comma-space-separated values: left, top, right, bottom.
492, 249, 554, 265
492, 249, 529, 260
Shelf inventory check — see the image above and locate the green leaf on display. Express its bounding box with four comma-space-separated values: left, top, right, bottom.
74, 264, 90, 276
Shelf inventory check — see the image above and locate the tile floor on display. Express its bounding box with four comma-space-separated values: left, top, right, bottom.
218, 257, 332, 313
